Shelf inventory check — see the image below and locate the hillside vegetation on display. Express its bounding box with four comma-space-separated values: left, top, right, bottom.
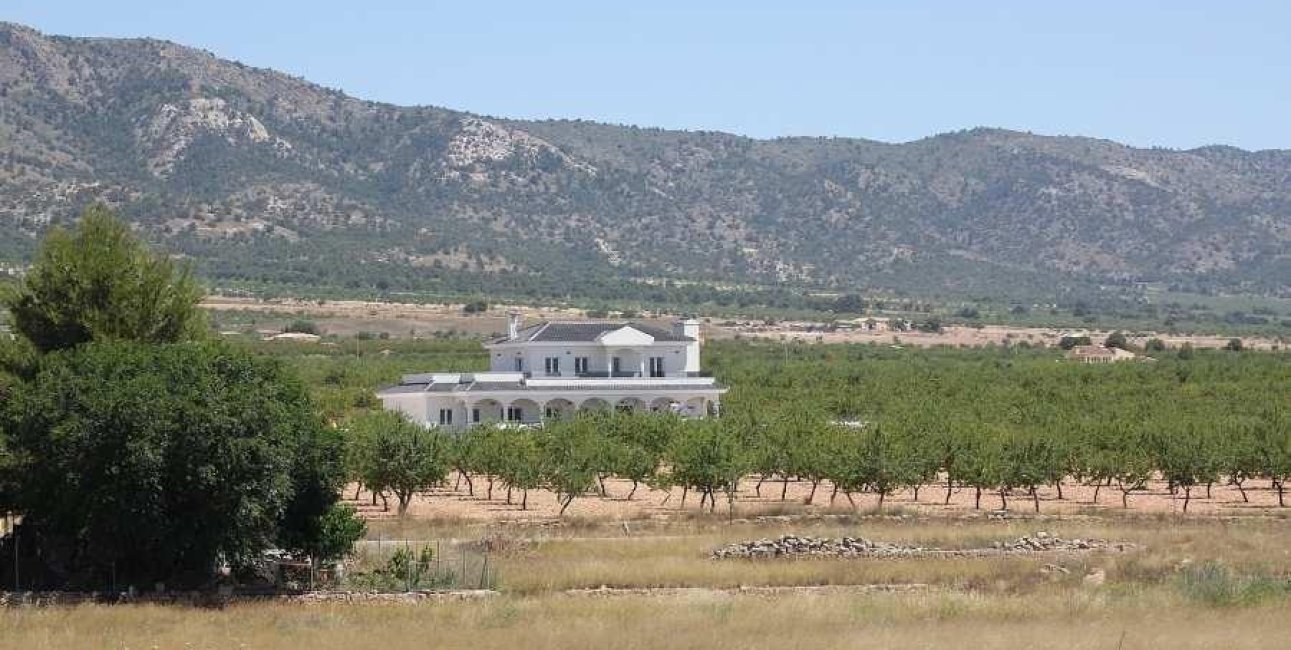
3, 22, 1291, 305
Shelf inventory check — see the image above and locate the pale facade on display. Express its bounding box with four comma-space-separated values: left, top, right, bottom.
377, 315, 725, 430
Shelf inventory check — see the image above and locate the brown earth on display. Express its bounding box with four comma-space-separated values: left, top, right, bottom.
203, 296, 1282, 349
346, 473, 1290, 524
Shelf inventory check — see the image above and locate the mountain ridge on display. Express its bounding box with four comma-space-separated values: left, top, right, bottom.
3, 21, 1291, 305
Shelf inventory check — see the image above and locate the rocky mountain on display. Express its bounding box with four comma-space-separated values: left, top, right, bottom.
3, 21, 1291, 304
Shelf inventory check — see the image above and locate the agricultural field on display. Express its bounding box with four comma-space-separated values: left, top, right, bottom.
8, 337, 1291, 649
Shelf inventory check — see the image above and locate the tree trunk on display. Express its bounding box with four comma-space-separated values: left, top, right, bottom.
559, 495, 575, 516
974, 486, 982, 510
628, 480, 639, 500
522, 490, 528, 511
1235, 479, 1248, 503
755, 475, 765, 497
1205, 481, 1213, 499
1093, 480, 1101, 504
380, 491, 389, 512
487, 476, 494, 501
1054, 480, 1064, 500
1031, 486, 1040, 513
781, 475, 790, 501
829, 484, 840, 505
397, 493, 411, 517
680, 486, 689, 508
1277, 480, 1286, 507
845, 491, 857, 510
945, 476, 954, 505
462, 472, 474, 497
877, 490, 886, 512
506, 484, 513, 505
353, 483, 362, 500
597, 474, 608, 497
912, 484, 920, 502
806, 480, 819, 505
1183, 486, 1192, 513
998, 489, 1007, 511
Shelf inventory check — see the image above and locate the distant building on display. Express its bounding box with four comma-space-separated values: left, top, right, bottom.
378, 314, 726, 430
1065, 345, 1136, 364
265, 332, 321, 343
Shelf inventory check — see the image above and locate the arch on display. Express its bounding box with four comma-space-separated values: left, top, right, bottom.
468, 398, 504, 425
616, 397, 647, 413
580, 397, 611, 412
683, 397, 708, 417
649, 397, 681, 413
543, 398, 576, 421
507, 398, 541, 424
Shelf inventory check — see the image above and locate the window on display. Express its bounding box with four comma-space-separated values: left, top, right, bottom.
544, 357, 560, 376
438, 409, 454, 426
574, 356, 590, 374
612, 357, 622, 375
506, 406, 523, 422
648, 356, 665, 378
513, 357, 523, 372
472, 408, 480, 423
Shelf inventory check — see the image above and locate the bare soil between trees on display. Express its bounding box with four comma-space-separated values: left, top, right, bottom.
346, 473, 1291, 523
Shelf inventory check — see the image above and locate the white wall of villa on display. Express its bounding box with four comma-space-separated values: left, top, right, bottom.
377, 316, 724, 430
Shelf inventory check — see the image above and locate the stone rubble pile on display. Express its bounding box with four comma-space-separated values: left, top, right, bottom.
711, 531, 1137, 560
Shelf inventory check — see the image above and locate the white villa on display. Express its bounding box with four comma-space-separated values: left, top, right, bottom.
377, 314, 727, 430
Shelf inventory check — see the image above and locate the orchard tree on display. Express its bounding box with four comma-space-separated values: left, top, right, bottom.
540, 416, 602, 515
668, 418, 747, 512
349, 411, 451, 516
850, 424, 919, 511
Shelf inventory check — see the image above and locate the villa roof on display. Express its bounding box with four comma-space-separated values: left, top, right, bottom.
492, 321, 692, 344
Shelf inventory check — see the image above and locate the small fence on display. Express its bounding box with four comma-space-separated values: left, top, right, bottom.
348, 538, 497, 592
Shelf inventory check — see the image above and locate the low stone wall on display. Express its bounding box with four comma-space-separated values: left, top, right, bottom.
711, 532, 1138, 559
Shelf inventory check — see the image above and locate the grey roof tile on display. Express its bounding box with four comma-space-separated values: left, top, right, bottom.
492, 321, 692, 344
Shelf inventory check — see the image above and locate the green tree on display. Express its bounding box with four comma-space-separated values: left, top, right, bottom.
850, 424, 919, 511
349, 411, 451, 516
539, 416, 603, 516
2, 204, 205, 356
667, 419, 747, 513
1, 341, 343, 589
1104, 331, 1129, 350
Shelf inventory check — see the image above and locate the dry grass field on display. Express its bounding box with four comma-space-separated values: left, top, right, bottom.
6, 509, 1291, 649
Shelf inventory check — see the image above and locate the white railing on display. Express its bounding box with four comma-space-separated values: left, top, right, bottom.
524, 376, 719, 388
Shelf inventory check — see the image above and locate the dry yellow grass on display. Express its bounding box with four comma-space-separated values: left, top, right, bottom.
4, 591, 1291, 650
6, 514, 1291, 649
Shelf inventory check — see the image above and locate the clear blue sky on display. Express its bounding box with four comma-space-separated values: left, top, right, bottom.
8, 1, 1290, 150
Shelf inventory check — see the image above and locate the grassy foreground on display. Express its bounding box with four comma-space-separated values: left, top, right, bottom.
5, 513, 1291, 649
5, 592, 1290, 650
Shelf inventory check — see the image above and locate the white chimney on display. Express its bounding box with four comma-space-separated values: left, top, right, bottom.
674, 318, 702, 374
507, 311, 523, 341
